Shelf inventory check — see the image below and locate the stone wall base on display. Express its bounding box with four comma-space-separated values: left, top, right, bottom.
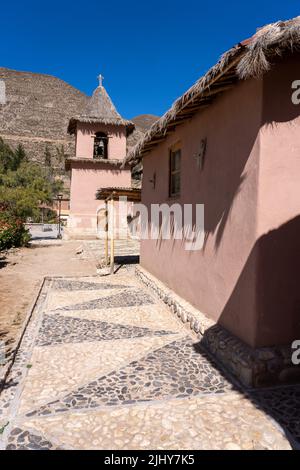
135, 266, 300, 388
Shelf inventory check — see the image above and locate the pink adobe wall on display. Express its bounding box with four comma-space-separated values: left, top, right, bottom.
69, 160, 131, 215
140, 53, 300, 349
67, 161, 132, 238
141, 77, 262, 348
75, 122, 127, 160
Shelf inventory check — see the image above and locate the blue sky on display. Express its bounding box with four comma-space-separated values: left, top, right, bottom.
1, 1, 299, 118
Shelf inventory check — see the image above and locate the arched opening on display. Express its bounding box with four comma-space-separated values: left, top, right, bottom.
96, 206, 107, 236
93, 132, 108, 159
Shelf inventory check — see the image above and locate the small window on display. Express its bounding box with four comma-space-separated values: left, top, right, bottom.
169, 147, 181, 197
93, 132, 108, 159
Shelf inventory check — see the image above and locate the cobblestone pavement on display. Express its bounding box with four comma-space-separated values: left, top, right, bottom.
0, 269, 292, 450
0, 239, 139, 384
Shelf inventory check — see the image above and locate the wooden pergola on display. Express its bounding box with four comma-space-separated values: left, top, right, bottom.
96, 187, 141, 273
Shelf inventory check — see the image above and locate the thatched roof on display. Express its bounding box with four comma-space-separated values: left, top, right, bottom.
123, 16, 300, 166
68, 84, 135, 136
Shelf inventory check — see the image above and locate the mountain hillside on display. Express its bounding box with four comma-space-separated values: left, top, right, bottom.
132, 114, 159, 132
0, 67, 87, 171
0, 68, 158, 184
127, 114, 159, 149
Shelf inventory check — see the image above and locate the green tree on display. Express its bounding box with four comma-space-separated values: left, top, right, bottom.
0, 138, 63, 221
12, 143, 27, 170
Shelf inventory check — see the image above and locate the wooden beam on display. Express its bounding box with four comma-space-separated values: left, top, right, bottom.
143, 145, 157, 152
198, 84, 234, 98
110, 198, 115, 275
179, 103, 210, 114
104, 200, 109, 266
166, 116, 193, 127
146, 137, 166, 145
211, 77, 236, 85
208, 85, 233, 92
185, 98, 213, 109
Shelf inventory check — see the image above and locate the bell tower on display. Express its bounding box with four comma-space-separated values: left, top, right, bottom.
65, 76, 135, 239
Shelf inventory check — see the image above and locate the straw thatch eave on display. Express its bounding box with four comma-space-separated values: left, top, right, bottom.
65, 157, 130, 171
68, 117, 135, 136
123, 16, 300, 167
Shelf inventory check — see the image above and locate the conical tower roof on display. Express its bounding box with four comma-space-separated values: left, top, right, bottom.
83, 85, 123, 121
68, 77, 134, 135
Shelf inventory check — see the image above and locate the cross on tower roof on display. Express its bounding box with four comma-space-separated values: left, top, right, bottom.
98, 74, 104, 87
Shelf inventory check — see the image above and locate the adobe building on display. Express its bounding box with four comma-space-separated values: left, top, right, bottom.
124, 17, 300, 387
65, 76, 135, 239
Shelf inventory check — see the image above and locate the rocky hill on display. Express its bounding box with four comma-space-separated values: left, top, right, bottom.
131, 114, 159, 132
128, 114, 159, 149
0, 67, 87, 171
0, 67, 159, 187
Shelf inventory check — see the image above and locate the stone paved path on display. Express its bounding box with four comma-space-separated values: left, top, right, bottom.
0, 239, 140, 385
0, 269, 292, 450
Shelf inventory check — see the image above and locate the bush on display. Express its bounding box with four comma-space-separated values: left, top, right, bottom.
0, 212, 31, 251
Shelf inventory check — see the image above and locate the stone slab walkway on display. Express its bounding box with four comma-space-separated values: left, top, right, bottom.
0, 269, 291, 450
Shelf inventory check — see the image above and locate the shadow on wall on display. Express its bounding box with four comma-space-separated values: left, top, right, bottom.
216, 215, 300, 349
150, 170, 246, 255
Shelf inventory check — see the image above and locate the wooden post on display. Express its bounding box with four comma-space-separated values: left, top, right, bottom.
110, 196, 115, 274
104, 200, 109, 266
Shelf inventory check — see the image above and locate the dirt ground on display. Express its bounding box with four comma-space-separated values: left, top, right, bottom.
0, 241, 99, 375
